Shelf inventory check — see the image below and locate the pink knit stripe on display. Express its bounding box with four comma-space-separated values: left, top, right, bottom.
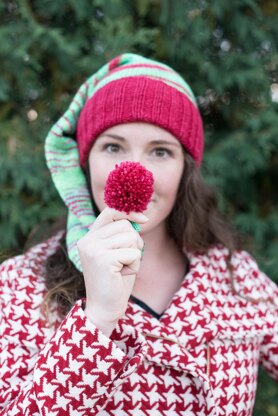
50, 163, 81, 171
93, 70, 193, 104
108, 55, 122, 71
46, 157, 79, 163
65, 198, 90, 205
65, 191, 90, 200
46, 146, 78, 154
45, 150, 64, 155
62, 115, 74, 130
98, 64, 184, 93
73, 99, 82, 109
146, 75, 194, 101
66, 200, 90, 209
55, 123, 64, 132
77, 88, 86, 100
67, 207, 94, 216
50, 131, 63, 138
107, 62, 174, 75
69, 108, 78, 120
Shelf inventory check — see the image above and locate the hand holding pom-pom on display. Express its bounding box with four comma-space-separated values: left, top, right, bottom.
80, 162, 152, 333
104, 161, 154, 231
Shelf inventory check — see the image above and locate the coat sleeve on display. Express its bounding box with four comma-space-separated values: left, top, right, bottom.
260, 323, 278, 381
233, 251, 278, 380
258, 273, 278, 381
0, 259, 147, 416
235, 251, 278, 382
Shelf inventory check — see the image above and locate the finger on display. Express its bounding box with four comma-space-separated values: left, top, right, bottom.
77, 223, 144, 258
94, 219, 138, 239
109, 248, 142, 273
101, 232, 144, 251
90, 207, 149, 232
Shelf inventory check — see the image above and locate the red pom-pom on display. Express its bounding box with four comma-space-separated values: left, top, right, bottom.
104, 161, 154, 214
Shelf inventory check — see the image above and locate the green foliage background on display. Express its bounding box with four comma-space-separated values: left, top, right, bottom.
0, 0, 277, 413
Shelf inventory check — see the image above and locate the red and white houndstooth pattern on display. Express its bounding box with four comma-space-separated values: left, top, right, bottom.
0, 233, 277, 415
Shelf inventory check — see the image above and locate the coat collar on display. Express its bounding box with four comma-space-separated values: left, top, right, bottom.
120, 245, 274, 350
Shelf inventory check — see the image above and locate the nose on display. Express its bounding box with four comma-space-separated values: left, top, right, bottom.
127, 154, 154, 175
123, 151, 155, 181
125, 152, 146, 168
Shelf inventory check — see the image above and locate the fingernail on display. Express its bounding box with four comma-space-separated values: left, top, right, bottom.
136, 213, 149, 222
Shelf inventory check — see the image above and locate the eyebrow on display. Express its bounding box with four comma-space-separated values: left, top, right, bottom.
99, 133, 181, 148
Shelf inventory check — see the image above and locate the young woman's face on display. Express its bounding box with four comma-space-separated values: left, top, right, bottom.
88, 122, 184, 234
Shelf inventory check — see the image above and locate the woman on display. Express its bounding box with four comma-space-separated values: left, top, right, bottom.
0, 53, 277, 416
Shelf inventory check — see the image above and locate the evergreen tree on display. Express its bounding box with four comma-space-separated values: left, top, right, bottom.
0, 1, 277, 412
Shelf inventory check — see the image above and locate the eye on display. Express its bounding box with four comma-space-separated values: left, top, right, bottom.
103, 143, 121, 153
152, 148, 173, 158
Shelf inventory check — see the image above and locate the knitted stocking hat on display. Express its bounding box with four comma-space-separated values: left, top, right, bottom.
45, 53, 204, 271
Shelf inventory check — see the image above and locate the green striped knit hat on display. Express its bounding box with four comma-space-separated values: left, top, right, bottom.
45, 53, 204, 271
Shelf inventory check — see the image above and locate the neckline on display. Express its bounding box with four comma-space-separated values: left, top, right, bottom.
129, 295, 164, 320
129, 260, 190, 321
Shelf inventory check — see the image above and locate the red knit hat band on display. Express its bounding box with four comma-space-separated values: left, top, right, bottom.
77, 76, 204, 166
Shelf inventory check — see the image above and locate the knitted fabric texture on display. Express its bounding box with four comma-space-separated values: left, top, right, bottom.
45, 53, 203, 271
76, 73, 204, 166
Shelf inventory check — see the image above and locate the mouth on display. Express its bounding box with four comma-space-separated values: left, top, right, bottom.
147, 199, 155, 208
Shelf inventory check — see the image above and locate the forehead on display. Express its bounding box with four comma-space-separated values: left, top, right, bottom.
99, 122, 181, 145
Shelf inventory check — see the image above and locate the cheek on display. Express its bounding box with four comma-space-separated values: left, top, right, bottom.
89, 167, 110, 209
153, 166, 183, 200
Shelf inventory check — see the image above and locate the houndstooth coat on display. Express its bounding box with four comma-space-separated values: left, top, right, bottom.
0, 233, 277, 415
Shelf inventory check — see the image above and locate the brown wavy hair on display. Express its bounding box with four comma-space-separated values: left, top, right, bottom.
42, 152, 242, 320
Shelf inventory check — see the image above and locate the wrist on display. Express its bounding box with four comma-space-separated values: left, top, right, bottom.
84, 304, 118, 338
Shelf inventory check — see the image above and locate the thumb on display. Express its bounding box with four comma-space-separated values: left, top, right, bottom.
91, 207, 149, 231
